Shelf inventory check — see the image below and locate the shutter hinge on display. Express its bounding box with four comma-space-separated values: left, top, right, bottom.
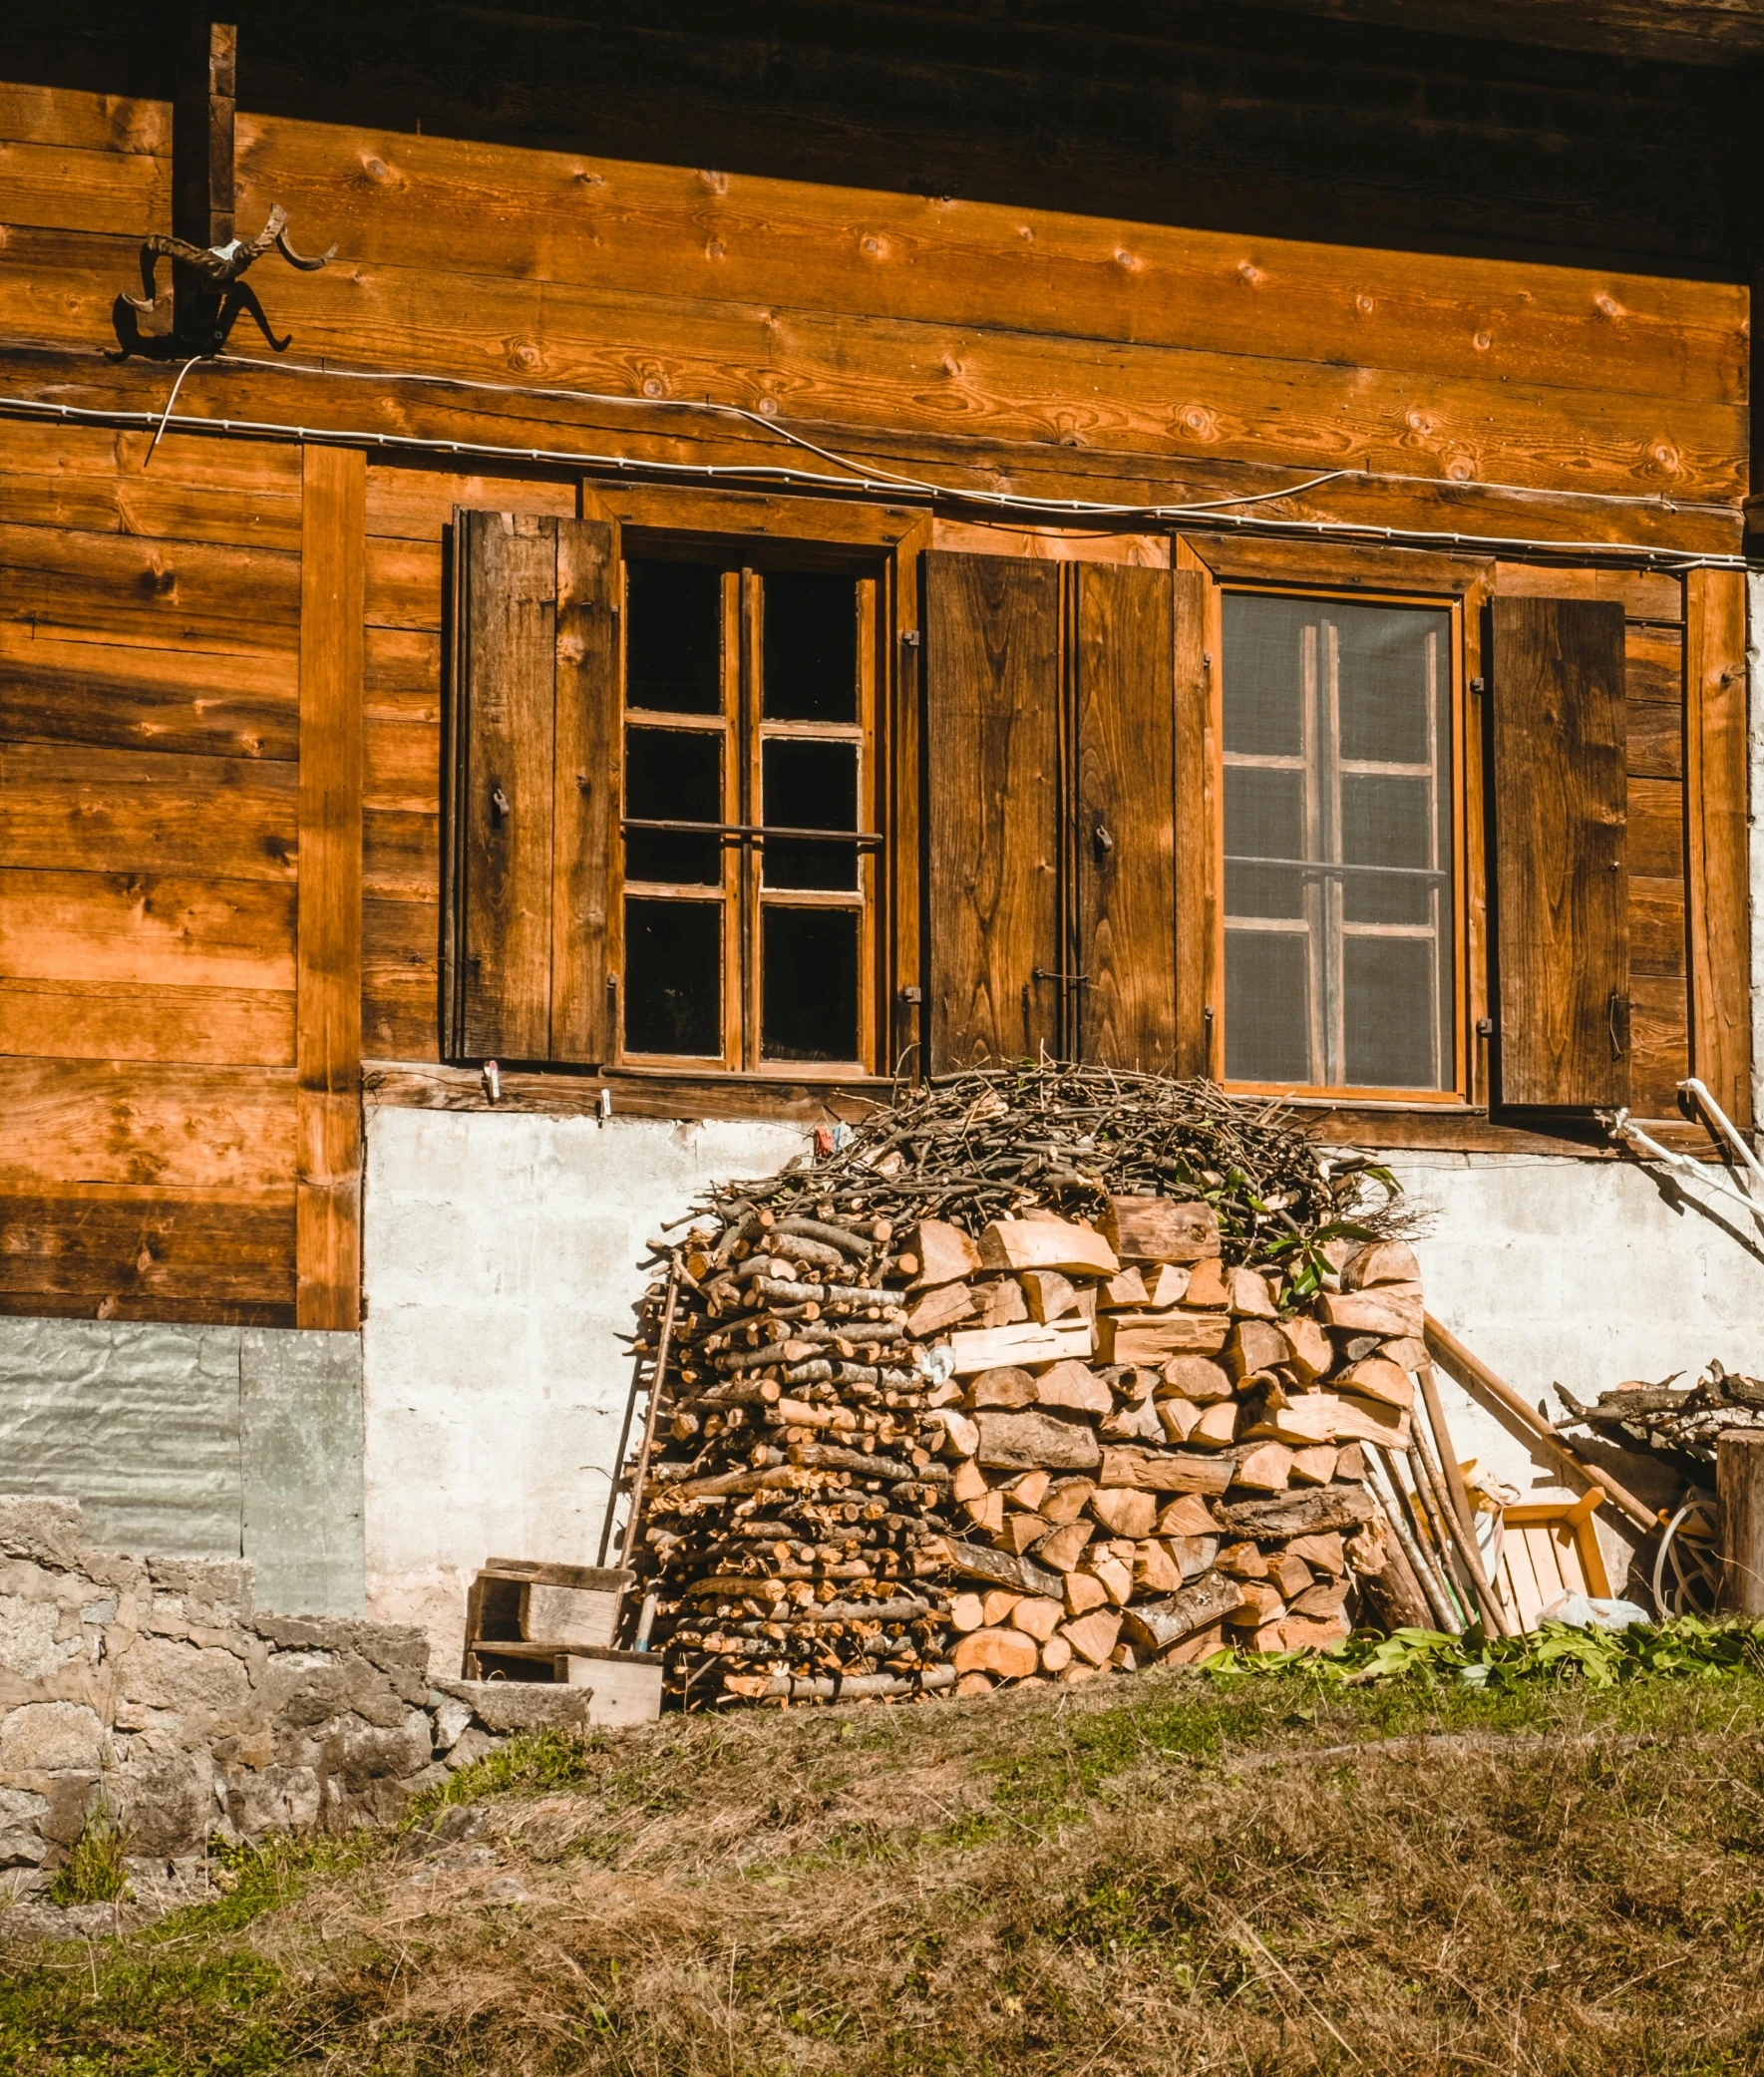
1476, 1017, 1495, 1037
1470, 676, 1486, 696
900, 628, 921, 647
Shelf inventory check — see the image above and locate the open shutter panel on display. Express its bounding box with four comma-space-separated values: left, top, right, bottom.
1073, 562, 1186, 1070
1490, 594, 1629, 1108
922, 550, 1061, 1070
548, 519, 617, 1064
445, 512, 616, 1064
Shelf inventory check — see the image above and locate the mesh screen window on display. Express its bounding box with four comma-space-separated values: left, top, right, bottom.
1222, 593, 1455, 1092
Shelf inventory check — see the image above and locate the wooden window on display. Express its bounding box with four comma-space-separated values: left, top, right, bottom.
1220, 590, 1462, 1099
614, 555, 880, 1073
1488, 595, 1628, 1109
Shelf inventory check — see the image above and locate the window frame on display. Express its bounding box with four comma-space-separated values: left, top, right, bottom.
1212, 579, 1473, 1107
608, 530, 889, 1079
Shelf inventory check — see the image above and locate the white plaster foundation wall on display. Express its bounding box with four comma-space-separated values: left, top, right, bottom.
361, 1105, 1764, 1659
1391, 1150, 1764, 1592
361, 1108, 805, 1663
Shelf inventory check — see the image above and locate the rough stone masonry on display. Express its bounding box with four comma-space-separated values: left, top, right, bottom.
0, 1496, 594, 1892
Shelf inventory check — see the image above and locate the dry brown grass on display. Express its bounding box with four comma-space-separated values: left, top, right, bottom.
10, 1665, 1764, 2074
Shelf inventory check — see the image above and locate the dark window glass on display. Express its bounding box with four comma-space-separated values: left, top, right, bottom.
762, 738, 859, 890
1224, 930, 1310, 1084
626, 560, 721, 714
1336, 605, 1434, 765
624, 726, 723, 884
624, 898, 721, 1056
762, 571, 859, 723
762, 907, 859, 1061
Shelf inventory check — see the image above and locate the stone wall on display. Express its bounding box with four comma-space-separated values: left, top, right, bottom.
0, 1497, 594, 1896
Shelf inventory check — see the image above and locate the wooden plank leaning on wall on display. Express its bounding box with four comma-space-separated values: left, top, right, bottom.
297, 445, 366, 1329
1684, 566, 1751, 1129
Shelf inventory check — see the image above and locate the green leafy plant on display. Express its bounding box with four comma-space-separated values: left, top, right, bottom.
1202, 1614, 1764, 1692
48, 1797, 130, 1907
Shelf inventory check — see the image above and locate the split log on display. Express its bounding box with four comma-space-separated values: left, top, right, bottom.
943, 1539, 1064, 1598
1098, 1446, 1235, 1496
950, 1320, 1095, 1375
1100, 1312, 1231, 1362
1020, 1268, 1081, 1322
1120, 1571, 1246, 1654
908, 1221, 983, 1287
952, 1625, 1041, 1678
906, 1282, 976, 1337
1103, 1198, 1221, 1265
1157, 1357, 1235, 1404
1062, 1608, 1124, 1665
1009, 1595, 1066, 1642
1214, 1486, 1375, 1538
1035, 1360, 1114, 1415
980, 1217, 1119, 1277
1341, 1240, 1420, 1290
1319, 1286, 1424, 1338
740, 1665, 959, 1702
974, 1407, 1102, 1472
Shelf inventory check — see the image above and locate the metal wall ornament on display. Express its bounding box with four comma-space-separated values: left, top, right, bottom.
120, 204, 336, 355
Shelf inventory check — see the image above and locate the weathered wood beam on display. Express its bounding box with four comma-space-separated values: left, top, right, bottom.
296, 444, 366, 1331
172, 18, 235, 347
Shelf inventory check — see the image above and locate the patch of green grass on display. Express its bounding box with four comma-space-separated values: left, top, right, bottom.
0, 1949, 291, 2076
404, 1726, 603, 1827
46, 1803, 129, 1908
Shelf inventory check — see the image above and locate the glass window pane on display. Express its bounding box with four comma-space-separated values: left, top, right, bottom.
624, 898, 721, 1056
1224, 591, 1453, 1092
1225, 929, 1311, 1084
1225, 765, 1305, 861
763, 738, 860, 890
1344, 935, 1438, 1089
626, 560, 722, 714
1340, 773, 1433, 924
762, 907, 860, 1061
1221, 593, 1308, 757
625, 726, 721, 825
624, 830, 720, 886
763, 571, 859, 723
1336, 604, 1443, 765
1225, 860, 1305, 920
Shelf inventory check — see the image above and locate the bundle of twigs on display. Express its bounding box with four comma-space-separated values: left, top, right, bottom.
671, 1064, 1405, 1273
1561, 1360, 1764, 1475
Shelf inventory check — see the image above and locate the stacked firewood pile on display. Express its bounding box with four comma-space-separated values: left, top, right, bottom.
1562, 1360, 1764, 1477
621, 1067, 1437, 1707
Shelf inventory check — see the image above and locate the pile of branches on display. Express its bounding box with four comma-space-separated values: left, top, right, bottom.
616, 1070, 1440, 1710
675, 1064, 1406, 1271
1561, 1361, 1764, 1477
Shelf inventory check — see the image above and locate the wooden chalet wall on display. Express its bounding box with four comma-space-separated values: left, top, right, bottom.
0, 2, 1752, 1324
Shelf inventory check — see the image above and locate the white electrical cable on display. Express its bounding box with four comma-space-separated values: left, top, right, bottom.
0, 362, 1744, 570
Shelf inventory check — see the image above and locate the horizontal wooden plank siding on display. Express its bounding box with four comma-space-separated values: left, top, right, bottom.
0, 421, 304, 1324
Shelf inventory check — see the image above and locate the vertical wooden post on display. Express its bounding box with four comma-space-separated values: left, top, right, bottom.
1685, 567, 1752, 1128
297, 445, 366, 1331
1717, 1431, 1764, 1614
172, 18, 236, 348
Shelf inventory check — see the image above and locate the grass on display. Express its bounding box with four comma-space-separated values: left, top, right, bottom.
45, 1804, 130, 1909
7, 1638, 1764, 2073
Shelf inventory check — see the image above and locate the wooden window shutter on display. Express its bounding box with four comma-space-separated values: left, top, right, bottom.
1489, 594, 1628, 1108
444, 511, 616, 1064
922, 551, 1061, 1070
1073, 562, 1186, 1070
